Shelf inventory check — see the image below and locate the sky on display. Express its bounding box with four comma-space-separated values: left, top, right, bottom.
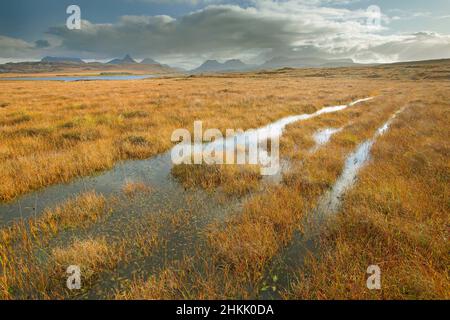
0, 0, 449, 69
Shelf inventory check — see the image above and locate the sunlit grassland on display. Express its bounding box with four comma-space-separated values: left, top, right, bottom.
172, 163, 261, 197
115, 92, 408, 299
0, 191, 109, 298
286, 90, 450, 299
0, 62, 449, 300
0, 76, 378, 201
0, 188, 167, 299
114, 79, 449, 299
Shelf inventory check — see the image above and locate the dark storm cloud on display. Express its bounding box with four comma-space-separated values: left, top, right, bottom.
35, 39, 51, 48
0, 1, 449, 67
46, 6, 295, 57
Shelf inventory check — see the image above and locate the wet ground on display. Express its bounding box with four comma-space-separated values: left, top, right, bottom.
0, 97, 379, 298
260, 107, 406, 299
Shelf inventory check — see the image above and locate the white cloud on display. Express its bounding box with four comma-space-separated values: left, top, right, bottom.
133, 0, 223, 5
0, 35, 33, 58
1, 0, 449, 67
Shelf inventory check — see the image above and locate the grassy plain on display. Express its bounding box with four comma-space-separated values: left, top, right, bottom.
0, 73, 381, 201
0, 60, 449, 299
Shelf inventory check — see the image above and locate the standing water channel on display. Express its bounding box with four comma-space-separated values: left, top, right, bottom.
260, 106, 407, 299
0, 97, 374, 226
0, 97, 375, 298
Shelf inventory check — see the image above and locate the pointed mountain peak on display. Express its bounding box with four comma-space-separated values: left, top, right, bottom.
107, 54, 137, 65
122, 54, 137, 63
141, 58, 160, 65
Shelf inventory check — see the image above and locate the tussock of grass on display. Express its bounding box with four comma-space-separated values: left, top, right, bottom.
0, 191, 110, 299
207, 186, 304, 281
122, 181, 153, 197
172, 163, 261, 196
0, 76, 377, 202
37, 192, 108, 233
286, 91, 450, 300
115, 268, 184, 300
53, 238, 110, 273
0, 191, 107, 248
1, 64, 449, 300
52, 237, 124, 287
134, 93, 415, 299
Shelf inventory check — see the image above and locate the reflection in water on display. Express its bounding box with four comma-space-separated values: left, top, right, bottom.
177, 97, 374, 176
310, 127, 342, 152
0, 96, 376, 298
316, 106, 405, 216
261, 107, 405, 299
0, 97, 374, 226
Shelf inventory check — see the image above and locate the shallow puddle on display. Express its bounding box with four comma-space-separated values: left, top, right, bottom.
310, 127, 342, 152
260, 107, 405, 299
0, 97, 374, 226
0, 97, 376, 298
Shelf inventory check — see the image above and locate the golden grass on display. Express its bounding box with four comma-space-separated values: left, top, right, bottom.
115, 267, 186, 300
0, 192, 185, 299
52, 238, 112, 274
122, 181, 153, 197
1, 63, 449, 300
115, 83, 450, 300
286, 90, 450, 299
206, 186, 303, 282
51, 237, 125, 289
192, 96, 401, 296
0, 191, 108, 299
0, 191, 107, 247
114, 91, 407, 299
172, 163, 261, 196
0, 76, 378, 202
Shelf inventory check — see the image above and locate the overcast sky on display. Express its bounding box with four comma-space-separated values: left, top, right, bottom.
1, 0, 449, 68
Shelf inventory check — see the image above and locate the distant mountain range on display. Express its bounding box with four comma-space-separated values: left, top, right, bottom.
42, 54, 167, 66
191, 59, 256, 73
0, 54, 180, 74
105, 55, 186, 71
107, 54, 138, 65
41, 56, 85, 64
38, 55, 361, 72
190, 56, 359, 73
260, 57, 356, 69
141, 58, 160, 65
1, 54, 373, 75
